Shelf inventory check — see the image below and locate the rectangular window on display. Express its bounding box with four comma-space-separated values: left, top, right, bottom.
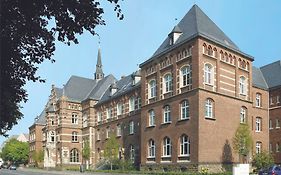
269, 143, 272, 153
256, 142, 262, 154
117, 125, 121, 137
277, 95, 280, 104
149, 110, 155, 126
277, 143, 280, 152
106, 128, 110, 139
135, 97, 141, 110
129, 121, 134, 134
255, 117, 261, 132
129, 97, 135, 112
97, 130, 100, 140
270, 97, 273, 105
256, 94, 261, 107
106, 108, 112, 119
117, 103, 122, 116
71, 113, 78, 124
269, 119, 273, 129
276, 119, 280, 128
97, 112, 102, 122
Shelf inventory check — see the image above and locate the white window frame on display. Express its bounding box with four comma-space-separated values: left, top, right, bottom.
106, 127, 110, 139
277, 143, 280, 152
106, 107, 112, 119
117, 103, 123, 116
255, 117, 261, 132
240, 107, 247, 124
97, 130, 100, 140
97, 112, 102, 122
269, 119, 273, 129
117, 124, 121, 137
129, 97, 135, 112
129, 121, 134, 134
148, 110, 155, 127
72, 113, 78, 124
70, 149, 79, 163
256, 93, 261, 107
276, 119, 280, 128
148, 139, 155, 158
277, 96, 280, 103
180, 135, 190, 156
180, 66, 191, 87
163, 137, 171, 157
205, 99, 213, 118
181, 100, 189, 120
163, 105, 171, 123
239, 76, 247, 95
72, 131, 78, 142
256, 142, 262, 154
204, 64, 213, 85
163, 74, 172, 93
130, 145, 135, 161
50, 131, 55, 142
149, 80, 156, 98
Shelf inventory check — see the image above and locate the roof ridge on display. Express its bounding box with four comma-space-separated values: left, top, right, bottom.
193, 5, 199, 37
260, 60, 281, 69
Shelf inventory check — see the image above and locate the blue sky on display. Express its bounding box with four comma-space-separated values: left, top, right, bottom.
1, 0, 281, 145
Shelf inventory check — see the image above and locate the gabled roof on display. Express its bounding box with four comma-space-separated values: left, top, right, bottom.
86, 74, 116, 100
140, 4, 253, 67
252, 66, 268, 90
33, 109, 46, 125
63, 75, 97, 102
96, 72, 140, 105
260, 60, 281, 89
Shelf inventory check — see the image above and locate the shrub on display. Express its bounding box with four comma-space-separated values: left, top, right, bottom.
252, 151, 274, 171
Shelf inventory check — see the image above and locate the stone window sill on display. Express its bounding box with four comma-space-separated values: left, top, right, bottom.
205, 117, 216, 121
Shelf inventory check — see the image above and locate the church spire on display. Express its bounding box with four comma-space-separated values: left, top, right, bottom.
94, 47, 104, 80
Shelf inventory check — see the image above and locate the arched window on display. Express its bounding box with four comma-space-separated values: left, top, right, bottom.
148, 139, 155, 158
149, 80, 156, 98
207, 45, 213, 56
70, 148, 79, 162
181, 100, 190, 120
220, 51, 224, 60
203, 43, 207, 54
225, 52, 228, 62
213, 48, 217, 57
239, 76, 246, 95
204, 64, 213, 85
148, 110, 155, 127
163, 105, 171, 123
180, 135, 190, 156
256, 142, 262, 154
130, 145, 135, 161
163, 74, 172, 93
240, 107, 247, 124
163, 137, 171, 157
180, 65, 192, 87
205, 98, 214, 118
72, 131, 78, 142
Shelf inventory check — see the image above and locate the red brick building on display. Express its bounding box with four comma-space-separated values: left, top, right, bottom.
259, 61, 281, 164
139, 5, 269, 172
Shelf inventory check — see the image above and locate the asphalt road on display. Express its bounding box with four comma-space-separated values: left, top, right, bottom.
0, 168, 134, 175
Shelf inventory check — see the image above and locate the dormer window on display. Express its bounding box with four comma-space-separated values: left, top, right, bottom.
168, 25, 182, 45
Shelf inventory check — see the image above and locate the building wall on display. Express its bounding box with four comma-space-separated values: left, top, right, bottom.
269, 87, 281, 164
29, 124, 44, 165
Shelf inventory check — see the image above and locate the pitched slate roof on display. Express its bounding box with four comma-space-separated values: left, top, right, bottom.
97, 72, 140, 105
54, 87, 63, 99
260, 60, 281, 89
252, 66, 268, 90
86, 74, 116, 100
63, 75, 97, 102
140, 4, 253, 67
33, 109, 47, 125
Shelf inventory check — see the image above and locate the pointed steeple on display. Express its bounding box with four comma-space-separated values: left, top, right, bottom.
95, 48, 104, 80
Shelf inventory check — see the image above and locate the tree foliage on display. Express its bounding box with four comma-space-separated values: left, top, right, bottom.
31, 149, 44, 167
252, 151, 274, 170
1, 138, 29, 164
232, 124, 253, 163
0, 0, 123, 136
104, 134, 120, 170
82, 140, 90, 161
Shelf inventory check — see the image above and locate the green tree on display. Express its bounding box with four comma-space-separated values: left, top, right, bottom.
82, 140, 90, 161
232, 124, 253, 163
104, 134, 119, 170
252, 151, 274, 171
32, 149, 44, 167
0, 0, 123, 136
1, 138, 29, 165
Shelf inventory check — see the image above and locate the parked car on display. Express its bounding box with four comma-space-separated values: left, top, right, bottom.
1, 164, 8, 169
259, 165, 281, 175
9, 164, 17, 170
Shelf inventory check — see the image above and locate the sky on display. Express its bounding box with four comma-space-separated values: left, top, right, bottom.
1, 0, 281, 145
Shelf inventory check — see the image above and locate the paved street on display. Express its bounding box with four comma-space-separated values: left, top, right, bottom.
0, 168, 133, 175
